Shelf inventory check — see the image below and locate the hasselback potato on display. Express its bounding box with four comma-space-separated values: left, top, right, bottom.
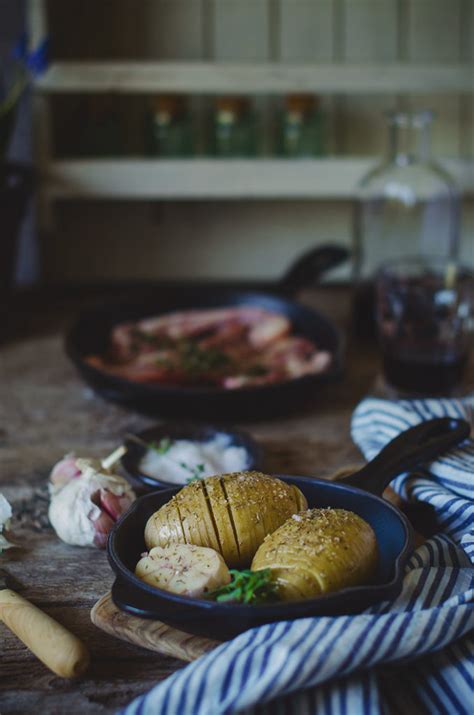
251, 508, 378, 600
144, 471, 308, 568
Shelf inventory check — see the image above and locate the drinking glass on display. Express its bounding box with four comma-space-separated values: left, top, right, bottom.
376, 257, 474, 395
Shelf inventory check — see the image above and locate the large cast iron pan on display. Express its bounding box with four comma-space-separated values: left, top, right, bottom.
65, 245, 347, 419
108, 417, 470, 640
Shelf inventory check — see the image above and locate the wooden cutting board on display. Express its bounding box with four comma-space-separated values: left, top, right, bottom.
91, 592, 221, 662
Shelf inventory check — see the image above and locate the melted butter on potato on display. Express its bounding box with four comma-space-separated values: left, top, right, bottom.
135, 543, 231, 598
144, 471, 308, 568
251, 508, 378, 601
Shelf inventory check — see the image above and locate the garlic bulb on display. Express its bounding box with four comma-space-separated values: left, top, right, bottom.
48, 456, 135, 548
0, 493, 15, 552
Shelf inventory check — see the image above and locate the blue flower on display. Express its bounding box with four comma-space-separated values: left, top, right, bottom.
12, 32, 49, 78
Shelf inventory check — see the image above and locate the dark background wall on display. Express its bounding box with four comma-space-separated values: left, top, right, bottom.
1, 0, 38, 285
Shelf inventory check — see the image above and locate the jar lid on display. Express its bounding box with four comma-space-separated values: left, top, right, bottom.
216, 97, 250, 115
151, 95, 187, 117
285, 94, 319, 115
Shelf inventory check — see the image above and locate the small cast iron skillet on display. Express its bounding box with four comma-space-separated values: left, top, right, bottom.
65, 245, 347, 420
108, 417, 470, 640
121, 422, 263, 490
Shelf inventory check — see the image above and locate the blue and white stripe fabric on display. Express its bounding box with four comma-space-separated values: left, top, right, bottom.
122, 396, 474, 715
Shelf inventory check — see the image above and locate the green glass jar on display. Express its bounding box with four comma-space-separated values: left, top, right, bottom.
278, 95, 324, 158
146, 96, 194, 157
212, 97, 257, 157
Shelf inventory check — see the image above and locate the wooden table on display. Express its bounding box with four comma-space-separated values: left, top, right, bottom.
1, 285, 471, 714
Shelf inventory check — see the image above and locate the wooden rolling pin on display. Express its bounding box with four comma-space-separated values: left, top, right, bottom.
0, 569, 90, 678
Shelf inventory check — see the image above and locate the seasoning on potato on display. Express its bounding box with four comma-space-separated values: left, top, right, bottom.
135, 543, 231, 598
251, 508, 378, 601
144, 471, 308, 568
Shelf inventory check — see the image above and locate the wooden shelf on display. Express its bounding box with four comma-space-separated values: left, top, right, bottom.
44, 158, 474, 200
36, 61, 473, 94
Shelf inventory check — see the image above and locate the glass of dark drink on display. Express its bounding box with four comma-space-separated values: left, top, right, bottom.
376, 257, 473, 395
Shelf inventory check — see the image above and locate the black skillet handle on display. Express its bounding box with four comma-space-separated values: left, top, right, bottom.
278, 244, 349, 297
342, 418, 471, 496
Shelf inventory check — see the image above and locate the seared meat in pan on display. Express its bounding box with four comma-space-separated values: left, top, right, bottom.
86, 306, 331, 388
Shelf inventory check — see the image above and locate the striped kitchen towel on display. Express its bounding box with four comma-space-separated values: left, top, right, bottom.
122, 396, 474, 715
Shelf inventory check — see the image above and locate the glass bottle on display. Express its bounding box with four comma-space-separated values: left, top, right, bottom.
353, 110, 461, 336
212, 97, 257, 157
278, 94, 324, 157
146, 95, 194, 157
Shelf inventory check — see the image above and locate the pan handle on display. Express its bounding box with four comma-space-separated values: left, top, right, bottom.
342, 417, 470, 496
278, 244, 349, 296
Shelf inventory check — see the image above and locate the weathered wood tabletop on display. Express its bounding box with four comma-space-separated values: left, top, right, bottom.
1, 285, 471, 714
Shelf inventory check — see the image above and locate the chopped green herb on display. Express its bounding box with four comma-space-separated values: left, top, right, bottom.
177, 341, 232, 376
209, 569, 278, 605
148, 437, 173, 455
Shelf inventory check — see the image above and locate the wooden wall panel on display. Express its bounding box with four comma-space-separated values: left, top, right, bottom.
143, 0, 204, 153
343, 0, 398, 61
407, 0, 463, 156
48, 0, 141, 59
141, 0, 204, 60
48, 0, 204, 60
459, 0, 473, 262
212, 0, 270, 149
275, 1, 344, 259
213, 0, 269, 60
279, 0, 334, 61
408, 0, 461, 62
460, 0, 473, 159
43, 200, 352, 282
278, 0, 335, 151
341, 0, 398, 154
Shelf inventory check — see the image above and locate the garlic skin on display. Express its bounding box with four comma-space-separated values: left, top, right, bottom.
49, 454, 83, 494
48, 457, 135, 548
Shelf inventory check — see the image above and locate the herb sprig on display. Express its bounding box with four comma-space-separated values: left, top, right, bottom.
179, 462, 206, 483
209, 569, 278, 605
148, 437, 173, 455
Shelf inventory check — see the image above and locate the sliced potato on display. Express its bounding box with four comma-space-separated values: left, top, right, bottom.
135, 543, 230, 598
251, 508, 378, 600
204, 476, 240, 567
145, 481, 214, 551
221, 473, 306, 565
144, 471, 308, 568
